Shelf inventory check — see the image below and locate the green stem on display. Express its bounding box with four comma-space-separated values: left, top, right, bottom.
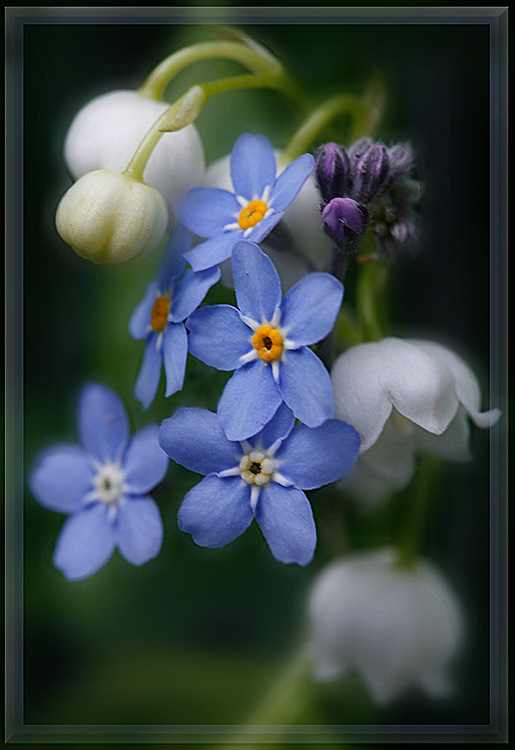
335, 307, 363, 348
396, 456, 439, 569
281, 94, 371, 163
125, 71, 291, 182
138, 40, 283, 101
355, 259, 388, 342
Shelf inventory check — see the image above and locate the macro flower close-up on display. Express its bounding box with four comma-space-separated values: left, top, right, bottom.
308, 548, 464, 704
159, 404, 360, 565
187, 240, 343, 440
176, 132, 314, 271
331, 337, 501, 503
129, 225, 220, 408
29, 385, 169, 580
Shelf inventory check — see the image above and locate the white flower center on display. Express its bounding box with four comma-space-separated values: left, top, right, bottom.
239, 450, 277, 486
93, 461, 126, 505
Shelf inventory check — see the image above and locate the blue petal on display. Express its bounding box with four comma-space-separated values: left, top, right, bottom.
157, 224, 189, 289
123, 425, 169, 494
53, 503, 115, 581
232, 241, 282, 323
162, 322, 188, 396
135, 337, 162, 409
114, 496, 163, 566
129, 282, 158, 340
275, 420, 361, 490
29, 445, 93, 514
187, 305, 253, 371
178, 475, 253, 548
184, 231, 242, 272
170, 265, 221, 323
280, 273, 343, 345
176, 187, 240, 238
270, 153, 314, 212
248, 403, 295, 450
78, 384, 129, 463
159, 408, 241, 475
255, 483, 316, 565
230, 133, 277, 201
278, 348, 334, 427
246, 211, 284, 243
217, 359, 282, 442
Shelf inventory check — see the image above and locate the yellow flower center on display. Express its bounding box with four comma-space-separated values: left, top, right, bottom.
150, 295, 171, 333
238, 200, 268, 230
252, 325, 283, 362
239, 452, 276, 486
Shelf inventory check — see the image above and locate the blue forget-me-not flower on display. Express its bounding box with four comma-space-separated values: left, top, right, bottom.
176, 133, 314, 271
129, 225, 220, 408
29, 385, 169, 581
186, 240, 344, 441
159, 404, 360, 565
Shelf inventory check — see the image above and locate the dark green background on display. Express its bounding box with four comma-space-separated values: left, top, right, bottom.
23, 20, 492, 736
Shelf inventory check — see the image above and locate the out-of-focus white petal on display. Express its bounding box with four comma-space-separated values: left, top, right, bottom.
409, 340, 502, 429
332, 338, 500, 506
308, 548, 464, 705
64, 90, 205, 217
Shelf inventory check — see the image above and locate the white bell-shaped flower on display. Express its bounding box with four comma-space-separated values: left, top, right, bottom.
331, 338, 501, 505
64, 90, 205, 217
56, 169, 168, 265
308, 548, 464, 704
205, 151, 331, 289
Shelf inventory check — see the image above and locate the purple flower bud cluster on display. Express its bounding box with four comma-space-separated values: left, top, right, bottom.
314, 138, 419, 262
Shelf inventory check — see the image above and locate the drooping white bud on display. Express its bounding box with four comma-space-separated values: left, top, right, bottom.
55, 169, 168, 265
308, 548, 464, 704
64, 90, 205, 217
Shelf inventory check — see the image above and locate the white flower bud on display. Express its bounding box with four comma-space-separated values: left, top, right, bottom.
55, 170, 168, 265
64, 90, 205, 216
308, 548, 464, 704
331, 337, 501, 507
205, 151, 331, 290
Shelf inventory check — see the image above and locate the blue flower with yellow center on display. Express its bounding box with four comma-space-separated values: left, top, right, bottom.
175, 133, 314, 272
129, 225, 220, 408
159, 404, 360, 565
186, 240, 344, 441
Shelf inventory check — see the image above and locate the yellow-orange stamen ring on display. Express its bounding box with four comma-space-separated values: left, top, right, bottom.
238, 200, 268, 230
252, 325, 283, 362
150, 295, 171, 333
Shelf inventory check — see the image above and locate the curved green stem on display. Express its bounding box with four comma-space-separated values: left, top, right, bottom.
125, 71, 292, 182
281, 94, 371, 163
138, 40, 283, 101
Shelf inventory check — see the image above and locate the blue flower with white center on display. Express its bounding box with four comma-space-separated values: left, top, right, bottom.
175, 133, 314, 272
29, 385, 169, 581
159, 404, 360, 565
129, 225, 220, 408
186, 240, 344, 441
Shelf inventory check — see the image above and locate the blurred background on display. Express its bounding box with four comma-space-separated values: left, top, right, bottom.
22, 19, 493, 738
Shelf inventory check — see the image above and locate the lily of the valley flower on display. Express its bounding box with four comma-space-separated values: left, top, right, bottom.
331, 337, 501, 504
159, 404, 360, 565
64, 90, 205, 216
187, 241, 343, 441
176, 133, 314, 272
55, 169, 168, 265
308, 548, 464, 704
129, 225, 220, 408
29, 385, 169, 581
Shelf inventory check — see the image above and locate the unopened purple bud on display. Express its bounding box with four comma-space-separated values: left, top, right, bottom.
322, 197, 365, 242
347, 137, 374, 167
384, 143, 413, 190
314, 142, 350, 203
353, 143, 390, 204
